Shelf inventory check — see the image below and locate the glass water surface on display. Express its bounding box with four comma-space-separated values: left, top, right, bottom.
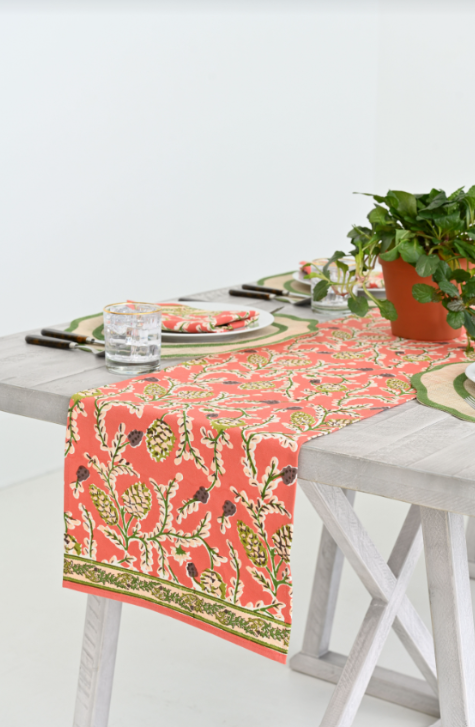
103, 303, 161, 374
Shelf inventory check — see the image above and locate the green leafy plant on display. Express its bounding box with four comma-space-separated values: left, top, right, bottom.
307, 187, 475, 351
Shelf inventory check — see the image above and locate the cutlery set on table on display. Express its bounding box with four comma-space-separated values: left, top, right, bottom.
25, 329, 105, 356
25, 283, 311, 357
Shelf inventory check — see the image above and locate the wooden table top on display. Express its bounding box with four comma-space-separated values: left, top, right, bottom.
1, 283, 474, 516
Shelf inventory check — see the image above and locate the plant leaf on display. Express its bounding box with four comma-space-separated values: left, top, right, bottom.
380, 247, 399, 262
347, 295, 369, 317
464, 311, 475, 338
312, 280, 330, 301
450, 268, 471, 283
377, 299, 398, 321
412, 283, 438, 304
387, 190, 418, 218
399, 240, 423, 264
446, 310, 465, 329
438, 278, 460, 297
415, 254, 440, 278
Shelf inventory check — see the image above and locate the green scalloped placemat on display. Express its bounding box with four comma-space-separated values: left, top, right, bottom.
66, 310, 319, 359
412, 362, 475, 423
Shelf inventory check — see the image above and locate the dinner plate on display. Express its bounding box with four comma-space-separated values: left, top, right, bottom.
161, 301, 274, 342
293, 271, 311, 287
465, 362, 475, 383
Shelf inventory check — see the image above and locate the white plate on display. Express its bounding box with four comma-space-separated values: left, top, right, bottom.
465, 362, 475, 384
293, 270, 311, 287
161, 301, 274, 342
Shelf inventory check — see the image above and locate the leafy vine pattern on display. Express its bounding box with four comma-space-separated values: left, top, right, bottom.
64, 311, 469, 659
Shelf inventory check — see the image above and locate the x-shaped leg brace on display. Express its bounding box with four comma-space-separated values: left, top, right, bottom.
290, 481, 440, 726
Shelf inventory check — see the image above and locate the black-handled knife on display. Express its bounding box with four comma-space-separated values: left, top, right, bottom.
229, 289, 310, 307
242, 284, 308, 299
229, 289, 272, 301
25, 335, 105, 356
41, 328, 104, 346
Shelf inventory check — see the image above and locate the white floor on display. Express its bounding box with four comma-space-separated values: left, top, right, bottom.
0, 470, 463, 726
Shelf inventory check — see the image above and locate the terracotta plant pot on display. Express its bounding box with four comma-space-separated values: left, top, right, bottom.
379, 256, 458, 341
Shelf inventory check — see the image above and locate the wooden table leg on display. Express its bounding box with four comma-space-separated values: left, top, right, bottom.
73, 595, 122, 727
466, 517, 475, 579
318, 505, 424, 727
421, 507, 475, 726
299, 490, 356, 659
291, 482, 439, 720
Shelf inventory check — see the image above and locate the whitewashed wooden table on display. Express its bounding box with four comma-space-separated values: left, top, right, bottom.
2, 285, 475, 727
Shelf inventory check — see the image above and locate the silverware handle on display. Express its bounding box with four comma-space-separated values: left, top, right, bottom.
242, 284, 283, 295
25, 335, 73, 350
229, 289, 272, 300
41, 328, 90, 344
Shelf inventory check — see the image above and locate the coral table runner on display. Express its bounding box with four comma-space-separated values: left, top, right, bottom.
63, 311, 470, 663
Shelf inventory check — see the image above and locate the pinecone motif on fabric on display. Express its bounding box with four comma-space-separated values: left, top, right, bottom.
76, 466, 90, 482
146, 419, 176, 462
200, 569, 226, 599
272, 524, 293, 563
222, 500, 236, 517
280, 465, 298, 485
332, 329, 352, 340
290, 411, 316, 430
187, 562, 198, 579
127, 430, 144, 447
386, 378, 411, 392
247, 353, 268, 367
237, 520, 267, 567
122, 483, 152, 520
89, 484, 119, 525
144, 383, 167, 398
194, 486, 209, 504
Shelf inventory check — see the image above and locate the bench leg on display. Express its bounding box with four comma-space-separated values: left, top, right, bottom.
73, 595, 122, 727
422, 508, 475, 726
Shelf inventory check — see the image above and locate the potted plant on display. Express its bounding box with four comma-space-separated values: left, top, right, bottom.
307, 187, 475, 351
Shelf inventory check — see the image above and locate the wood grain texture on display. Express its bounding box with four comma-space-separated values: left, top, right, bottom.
466, 518, 475, 580
289, 651, 440, 717
301, 490, 356, 659
299, 481, 438, 695
73, 595, 122, 727
421, 508, 475, 727
319, 506, 424, 727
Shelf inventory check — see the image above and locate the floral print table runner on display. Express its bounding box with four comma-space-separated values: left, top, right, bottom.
63, 311, 469, 662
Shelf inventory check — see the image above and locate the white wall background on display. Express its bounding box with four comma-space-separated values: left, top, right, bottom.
1, 0, 474, 488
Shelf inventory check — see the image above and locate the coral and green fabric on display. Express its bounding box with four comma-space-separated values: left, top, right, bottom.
63, 311, 470, 663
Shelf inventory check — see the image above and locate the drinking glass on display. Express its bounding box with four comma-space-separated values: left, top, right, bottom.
103, 302, 161, 374
310, 258, 355, 313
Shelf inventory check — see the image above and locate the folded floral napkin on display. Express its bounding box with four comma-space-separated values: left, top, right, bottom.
158, 303, 260, 333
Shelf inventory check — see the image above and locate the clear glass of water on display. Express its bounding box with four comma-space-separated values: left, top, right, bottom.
310, 259, 354, 313
103, 302, 161, 374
